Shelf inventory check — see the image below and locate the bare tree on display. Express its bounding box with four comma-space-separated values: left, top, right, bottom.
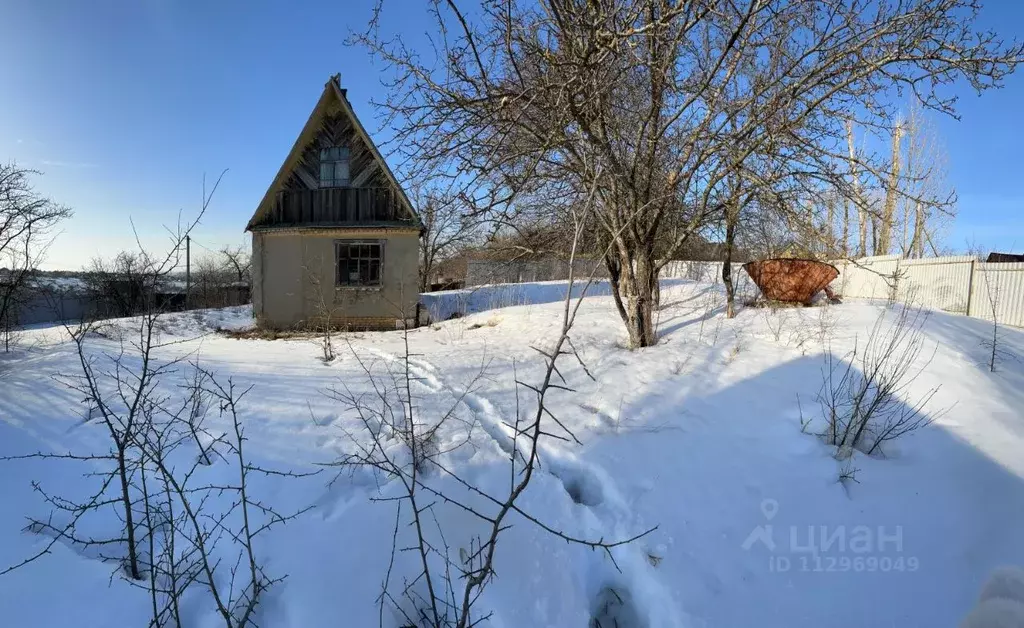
982, 268, 1001, 372
839, 106, 956, 259
190, 253, 233, 309
303, 252, 340, 362
219, 244, 252, 286
184, 246, 251, 310
358, 0, 1022, 347
417, 186, 478, 292
901, 102, 957, 258
0, 164, 72, 350
83, 250, 157, 318
976, 264, 1015, 373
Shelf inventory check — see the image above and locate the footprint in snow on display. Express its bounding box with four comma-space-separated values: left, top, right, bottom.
549, 461, 605, 507
591, 585, 646, 628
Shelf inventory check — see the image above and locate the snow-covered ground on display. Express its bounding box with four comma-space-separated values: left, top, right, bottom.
1, 282, 1023, 627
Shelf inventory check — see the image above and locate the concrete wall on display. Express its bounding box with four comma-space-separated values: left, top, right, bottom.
12, 291, 90, 326
252, 228, 419, 329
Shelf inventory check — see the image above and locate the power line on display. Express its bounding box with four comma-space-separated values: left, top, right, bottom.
189, 238, 220, 254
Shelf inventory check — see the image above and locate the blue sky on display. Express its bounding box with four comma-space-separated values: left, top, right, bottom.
1, 1, 1022, 270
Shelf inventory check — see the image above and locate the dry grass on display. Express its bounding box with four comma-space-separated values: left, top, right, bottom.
217, 328, 307, 341
217, 327, 371, 341
467, 316, 502, 330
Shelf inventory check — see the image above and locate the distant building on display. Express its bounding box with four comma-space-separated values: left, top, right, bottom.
986, 252, 1024, 263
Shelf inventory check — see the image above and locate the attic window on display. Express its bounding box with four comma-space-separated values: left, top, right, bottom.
319, 146, 350, 188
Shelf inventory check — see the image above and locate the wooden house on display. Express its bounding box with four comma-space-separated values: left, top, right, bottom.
246, 75, 421, 329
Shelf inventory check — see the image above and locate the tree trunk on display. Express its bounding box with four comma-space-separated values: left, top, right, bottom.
117, 445, 141, 580
871, 214, 879, 255
605, 251, 629, 325
609, 249, 657, 348
842, 198, 850, 257
723, 208, 738, 318
879, 120, 904, 255
846, 120, 867, 257
901, 196, 910, 255
859, 210, 868, 257
419, 248, 431, 293
826, 195, 835, 255
650, 265, 661, 311
911, 201, 925, 258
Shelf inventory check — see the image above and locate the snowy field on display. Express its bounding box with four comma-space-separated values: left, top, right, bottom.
1, 280, 1023, 627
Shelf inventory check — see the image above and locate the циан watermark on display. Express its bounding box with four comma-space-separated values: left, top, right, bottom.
742, 499, 919, 574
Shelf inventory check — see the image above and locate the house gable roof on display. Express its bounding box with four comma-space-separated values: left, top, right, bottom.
245, 75, 418, 231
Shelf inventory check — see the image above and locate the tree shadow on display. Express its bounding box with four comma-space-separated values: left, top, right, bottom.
421, 278, 694, 321
919, 308, 1024, 395
907, 307, 1024, 448
579, 353, 1024, 628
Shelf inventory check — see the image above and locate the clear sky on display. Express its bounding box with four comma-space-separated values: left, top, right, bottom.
1, 1, 1022, 270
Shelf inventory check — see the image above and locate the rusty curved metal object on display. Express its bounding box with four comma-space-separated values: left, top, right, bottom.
742, 258, 839, 304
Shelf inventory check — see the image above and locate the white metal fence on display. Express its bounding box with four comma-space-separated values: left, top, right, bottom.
659, 255, 1024, 328
830, 255, 1024, 327
457, 255, 1024, 328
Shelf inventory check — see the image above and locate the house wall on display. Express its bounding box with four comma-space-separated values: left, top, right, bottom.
252, 228, 419, 329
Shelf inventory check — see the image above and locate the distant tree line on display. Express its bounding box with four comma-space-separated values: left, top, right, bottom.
82, 245, 251, 319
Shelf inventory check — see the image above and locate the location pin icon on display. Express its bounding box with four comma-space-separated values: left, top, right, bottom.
761, 498, 779, 521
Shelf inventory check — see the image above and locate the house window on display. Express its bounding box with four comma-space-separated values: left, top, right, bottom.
336, 240, 383, 286
319, 146, 350, 187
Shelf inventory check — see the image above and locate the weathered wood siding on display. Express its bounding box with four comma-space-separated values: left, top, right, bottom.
271, 187, 403, 224
281, 108, 389, 193
258, 100, 412, 228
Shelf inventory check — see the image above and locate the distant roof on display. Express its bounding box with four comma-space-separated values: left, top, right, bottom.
986, 252, 1024, 263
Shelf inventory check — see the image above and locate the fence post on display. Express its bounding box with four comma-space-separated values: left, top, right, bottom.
965, 258, 976, 317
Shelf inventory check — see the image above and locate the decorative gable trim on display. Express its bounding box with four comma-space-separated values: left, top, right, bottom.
245, 75, 418, 231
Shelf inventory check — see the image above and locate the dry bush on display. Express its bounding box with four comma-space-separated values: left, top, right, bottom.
695, 289, 724, 346
325, 323, 652, 627
0, 172, 307, 626
134, 370, 312, 627
761, 303, 790, 342
789, 302, 841, 355
302, 254, 339, 363
813, 303, 840, 348
816, 306, 940, 456
3, 316, 308, 627
978, 268, 1017, 373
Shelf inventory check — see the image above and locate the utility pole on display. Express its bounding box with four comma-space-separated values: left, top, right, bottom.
185, 234, 191, 310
